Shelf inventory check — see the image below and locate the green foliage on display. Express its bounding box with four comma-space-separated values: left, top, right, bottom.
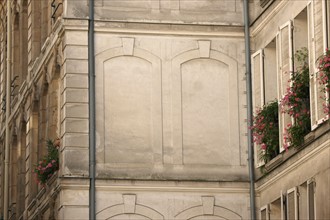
34, 139, 59, 185
317, 48, 330, 115
252, 100, 280, 163
281, 48, 311, 149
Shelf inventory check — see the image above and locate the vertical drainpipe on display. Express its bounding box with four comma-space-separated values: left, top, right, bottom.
88, 0, 96, 219
4, 0, 11, 219
243, 0, 256, 219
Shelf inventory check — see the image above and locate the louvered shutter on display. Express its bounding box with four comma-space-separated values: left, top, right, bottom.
277, 21, 294, 152
287, 187, 299, 220
252, 50, 265, 110
307, 180, 316, 220
251, 50, 265, 167
308, 0, 329, 130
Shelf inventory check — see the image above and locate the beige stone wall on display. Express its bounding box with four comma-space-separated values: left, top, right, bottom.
65, 0, 244, 25
58, 179, 250, 220
58, 12, 250, 216
57, 0, 252, 218
91, 28, 248, 181
61, 22, 89, 177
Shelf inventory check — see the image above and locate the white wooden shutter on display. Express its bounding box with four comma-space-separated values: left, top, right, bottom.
260, 205, 269, 220
251, 50, 265, 167
307, 180, 316, 220
277, 21, 294, 152
252, 50, 265, 110
287, 187, 299, 220
308, 0, 329, 130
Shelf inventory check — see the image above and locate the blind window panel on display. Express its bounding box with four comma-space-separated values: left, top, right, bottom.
307, 180, 316, 220
277, 21, 294, 152
251, 50, 265, 167
287, 187, 299, 220
309, 0, 329, 130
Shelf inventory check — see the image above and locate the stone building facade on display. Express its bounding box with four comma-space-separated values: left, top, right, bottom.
0, 0, 328, 219
251, 1, 330, 219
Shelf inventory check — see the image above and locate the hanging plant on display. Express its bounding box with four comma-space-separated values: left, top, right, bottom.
317, 48, 330, 116
34, 139, 60, 185
251, 100, 280, 163
280, 48, 311, 149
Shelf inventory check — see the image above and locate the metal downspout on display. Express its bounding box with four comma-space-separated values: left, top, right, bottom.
88, 0, 96, 219
243, 0, 256, 219
4, 0, 11, 219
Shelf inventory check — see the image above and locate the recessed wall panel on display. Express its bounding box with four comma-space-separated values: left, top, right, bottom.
181, 59, 230, 165
104, 56, 154, 164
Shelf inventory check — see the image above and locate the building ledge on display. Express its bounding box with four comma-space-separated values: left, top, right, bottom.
255, 121, 330, 181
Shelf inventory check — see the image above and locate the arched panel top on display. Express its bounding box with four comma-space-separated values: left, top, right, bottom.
109, 213, 150, 220
95, 47, 161, 67
175, 205, 242, 220
172, 49, 238, 71
96, 204, 164, 220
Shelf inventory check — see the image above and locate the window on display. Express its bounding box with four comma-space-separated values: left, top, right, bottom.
260, 0, 274, 8
307, 180, 316, 220
252, 39, 279, 166
251, 1, 330, 166
264, 39, 278, 104
294, 8, 308, 57
287, 187, 299, 220
41, 0, 51, 45
11, 1, 28, 101
51, 0, 63, 23
299, 183, 308, 219
260, 205, 269, 220
269, 197, 282, 219
252, 3, 330, 166
308, 1, 329, 129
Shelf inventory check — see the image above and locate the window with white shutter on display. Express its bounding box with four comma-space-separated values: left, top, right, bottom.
299, 183, 308, 219
308, 0, 329, 130
270, 197, 282, 219
260, 205, 269, 220
277, 21, 294, 152
287, 187, 299, 220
